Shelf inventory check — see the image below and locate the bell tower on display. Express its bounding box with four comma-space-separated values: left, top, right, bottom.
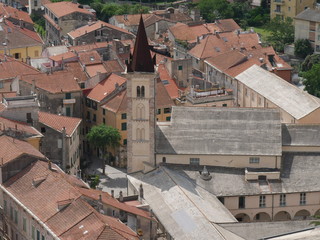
126, 15, 156, 173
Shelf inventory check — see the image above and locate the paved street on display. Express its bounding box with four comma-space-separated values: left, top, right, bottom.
85, 157, 128, 197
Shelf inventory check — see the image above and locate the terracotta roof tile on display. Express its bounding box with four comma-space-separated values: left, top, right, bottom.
157, 63, 179, 99
20, 72, 81, 94
0, 135, 45, 165
113, 14, 152, 26
0, 55, 39, 80
79, 50, 102, 66
68, 20, 132, 39
156, 79, 175, 108
0, 116, 42, 136
215, 19, 240, 32
0, 3, 33, 24
63, 61, 87, 83
49, 51, 77, 62
86, 73, 126, 102
38, 111, 81, 136
85, 64, 108, 78
68, 42, 109, 53
44, 2, 94, 18
104, 60, 125, 73
79, 188, 153, 220
225, 58, 262, 77
102, 89, 126, 113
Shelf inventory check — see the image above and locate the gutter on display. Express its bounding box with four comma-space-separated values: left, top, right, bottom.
0, 185, 60, 240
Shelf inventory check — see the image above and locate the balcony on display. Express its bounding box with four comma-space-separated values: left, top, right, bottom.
63, 98, 76, 104
273, 0, 284, 4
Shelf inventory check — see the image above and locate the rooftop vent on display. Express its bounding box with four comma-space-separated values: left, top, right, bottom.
199, 166, 212, 181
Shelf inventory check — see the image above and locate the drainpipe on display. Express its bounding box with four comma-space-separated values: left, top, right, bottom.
62, 127, 67, 171
271, 194, 274, 221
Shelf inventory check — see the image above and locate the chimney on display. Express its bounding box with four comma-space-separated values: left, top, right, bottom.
200, 166, 212, 181
196, 36, 200, 44
115, 82, 119, 89
99, 194, 102, 202
119, 191, 123, 202
31, 79, 35, 94
139, 184, 144, 201
19, 18, 23, 28
48, 160, 52, 170
111, 190, 114, 198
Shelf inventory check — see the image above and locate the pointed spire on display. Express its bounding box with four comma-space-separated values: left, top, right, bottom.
130, 15, 154, 73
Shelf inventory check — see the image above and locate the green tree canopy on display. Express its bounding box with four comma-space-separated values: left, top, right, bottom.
302, 63, 320, 97
267, 17, 294, 52
300, 54, 320, 72
87, 125, 121, 174
197, 0, 234, 22
294, 39, 314, 59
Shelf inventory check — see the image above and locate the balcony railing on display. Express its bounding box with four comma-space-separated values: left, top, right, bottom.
63, 98, 76, 104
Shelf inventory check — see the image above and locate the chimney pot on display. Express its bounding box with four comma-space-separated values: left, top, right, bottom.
119, 191, 123, 202
111, 190, 114, 198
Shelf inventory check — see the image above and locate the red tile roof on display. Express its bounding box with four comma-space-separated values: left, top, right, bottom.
104, 60, 125, 73
68, 42, 109, 53
0, 135, 45, 165
4, 20, 43, 44
49, 51, 77, 62
79, 188, 154, 220
0, 3, 33, 24
3, 160, 139, 240
215, 19, 240, 32
85, 64, 108, 78
157, 63, 179, 99
86, 73, 126, 102
38, 111, 81, 137
0, 55, 39, 80
63, 61, 88, 83
101, 89, 127, 113
20, 72, 81, 94
156, 79, 175, 108
113, 14, 153, 26
45, 1, 94, 18
79, 50, 102, 66
0, 116, 42, 137
68, 20, 133, 39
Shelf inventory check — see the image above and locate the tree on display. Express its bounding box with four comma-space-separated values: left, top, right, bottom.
294, 39, 314, 59
302, 63, 320, 97
300, 54, 320, 72
197, 0, 234, 22
87, 125, 121, 174
267, 17, 294, 52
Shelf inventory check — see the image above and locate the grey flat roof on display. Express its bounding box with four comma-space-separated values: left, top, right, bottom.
295, 8, 320, 22
220, 220, 314, 240
164, 152, 320, 196
236, 65, 320, 120
282, 124, 320, 146
128, 167, 243, 240
156, 106, 282, 156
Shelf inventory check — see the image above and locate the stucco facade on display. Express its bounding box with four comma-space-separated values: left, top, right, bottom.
271, 0, 315, 19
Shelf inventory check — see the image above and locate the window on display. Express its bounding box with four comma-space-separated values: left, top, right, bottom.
86, 111, 91, 120
218, 197, 224, 205
318, 35, 320, 41
162, 157, 166, 163
92, 101, 97, 110
23, 217, 27, 232
275, 5, 281, 12
288, 6, 290, 11
42, 235, 45, 240
34, 0, 37, 6
37, 230, 40, 240
123, 139, 127, 145
190, 158, 200, 165
103, 118, 105, 124
32, 226, 35, 240
10, 206, 13, 219
251, 92, 255, 101
166, 116, 171, 121
65, 93, 71, 99
14, 209, 18, 224
121, 113, 127, 119
41, 127, 46, 133
239, 196, 245, 209
280, 194, 286, 206
4, 200, 7, 213
300, 193, 306, 205
178, 65, 183, 70
141, 86, 145, 98
103, 109, 106, 115
164, 108, 171, 114
80, 82, 85, 89
121, 122, 127, 131
249, 157, 260, 164
14, 53, 21, 59
0, 82, 3, 89
258, 97, 262, 105
222, 103, 227, 107
157, 109, 161, 115
259, 195, 266, 208
245, 88, 248, 96
137, 86, 141, 97
93, 114, 96, 122
66, 107, 71, 117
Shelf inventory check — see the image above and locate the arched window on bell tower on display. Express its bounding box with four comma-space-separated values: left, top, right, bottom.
137, 86, 141, 97
141, 86, 145, 98
136, 104, 145, 119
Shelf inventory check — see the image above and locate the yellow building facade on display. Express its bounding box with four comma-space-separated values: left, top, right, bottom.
271, 0, 315, 19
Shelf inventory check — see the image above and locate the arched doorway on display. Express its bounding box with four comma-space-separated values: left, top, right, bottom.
235, 213, 250, 222
274, 211, 291, 221
294, 210, 311, 220
253, 212, 271, 222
